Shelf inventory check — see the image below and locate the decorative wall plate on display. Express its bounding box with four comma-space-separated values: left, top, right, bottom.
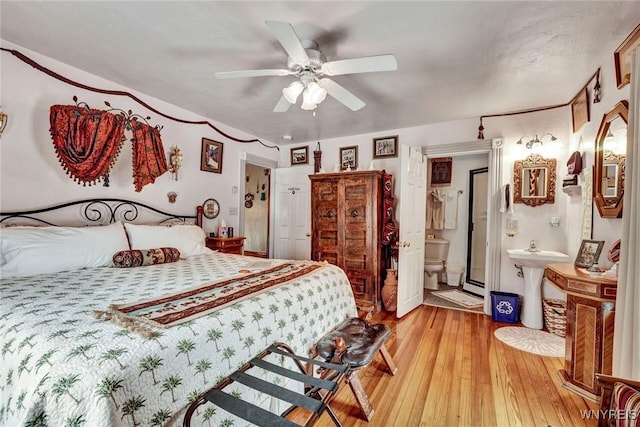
202, 198, 220, 219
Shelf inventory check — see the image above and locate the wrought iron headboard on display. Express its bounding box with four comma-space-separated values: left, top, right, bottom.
0, 198, 203, 227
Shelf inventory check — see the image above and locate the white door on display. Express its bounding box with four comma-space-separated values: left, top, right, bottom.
396, 146, 427, 318
273, 167, 312, 260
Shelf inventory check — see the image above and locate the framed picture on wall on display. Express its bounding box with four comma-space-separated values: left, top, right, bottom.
339, 146, 358, 170
290, 146, 309, 165
430, 157, 452, 186
373, 135, 398, 158
200, 138, 223, 174
574, 239, 605, 268
571, 87, 590, 133
614, 23, 640, 89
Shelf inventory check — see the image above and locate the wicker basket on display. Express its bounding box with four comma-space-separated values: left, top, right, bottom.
543, 299, 566, 338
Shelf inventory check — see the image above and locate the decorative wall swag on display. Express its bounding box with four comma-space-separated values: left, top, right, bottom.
49, 97, 167, 191
1, 47, 278, 150
50, 103, 126, 187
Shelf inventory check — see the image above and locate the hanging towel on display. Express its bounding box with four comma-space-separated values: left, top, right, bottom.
499, 184, 514, 214
426, 190, 445, 230
444, 189, 459, 229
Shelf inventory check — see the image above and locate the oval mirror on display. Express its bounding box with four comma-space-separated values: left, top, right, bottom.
594, 101, 628, 218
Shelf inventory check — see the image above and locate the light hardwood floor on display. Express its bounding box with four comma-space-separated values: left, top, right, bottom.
314, 304, 599, 427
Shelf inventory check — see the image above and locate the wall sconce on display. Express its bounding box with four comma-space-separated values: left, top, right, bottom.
168, 146, 183, 181
516, 133, 557, 149
0, 107, 8, 139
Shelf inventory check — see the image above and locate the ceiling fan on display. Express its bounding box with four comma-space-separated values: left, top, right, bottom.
215, 20, 398, 112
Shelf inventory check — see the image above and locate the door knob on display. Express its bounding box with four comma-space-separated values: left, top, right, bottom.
306, 232, 311, 237
402, 241, 411, 247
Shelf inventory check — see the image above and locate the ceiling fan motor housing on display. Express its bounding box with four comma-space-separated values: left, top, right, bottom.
288, 39, 326, 74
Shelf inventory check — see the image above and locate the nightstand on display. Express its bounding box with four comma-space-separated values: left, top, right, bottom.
206, 237, 245, 255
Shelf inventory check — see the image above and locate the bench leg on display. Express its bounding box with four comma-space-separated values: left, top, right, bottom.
345, 371, 375, 421
379, 344, 397, 375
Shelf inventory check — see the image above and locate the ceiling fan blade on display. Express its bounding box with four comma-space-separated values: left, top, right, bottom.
318, 78, 366, 111
265, 20, 310, 66
321, 54, 398, 76
215, 69, 293, 79
273, 96, 292, 113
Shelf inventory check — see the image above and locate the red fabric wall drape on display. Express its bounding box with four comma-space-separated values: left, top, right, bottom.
50, 105, 125, 185
130, 118, 168, 192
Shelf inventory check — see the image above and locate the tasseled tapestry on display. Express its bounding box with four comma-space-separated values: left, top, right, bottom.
50, 105, 126, 186
50, 104, 167, 191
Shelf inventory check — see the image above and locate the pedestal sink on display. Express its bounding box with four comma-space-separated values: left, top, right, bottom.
506, 249, 570, 329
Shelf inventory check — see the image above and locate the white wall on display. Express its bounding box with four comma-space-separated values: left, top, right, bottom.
0, 41, 279, 237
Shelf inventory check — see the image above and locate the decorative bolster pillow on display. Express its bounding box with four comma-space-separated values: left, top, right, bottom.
113, 247, 181, 268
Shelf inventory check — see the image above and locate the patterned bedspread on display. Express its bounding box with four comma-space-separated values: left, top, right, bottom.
0, 251, 357, 426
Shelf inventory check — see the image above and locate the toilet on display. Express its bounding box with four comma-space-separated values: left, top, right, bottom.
424, 238, 450, 290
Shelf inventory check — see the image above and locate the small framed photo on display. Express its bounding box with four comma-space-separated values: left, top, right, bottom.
373, 135, 398, 158
574, 239, 605, 268
571, 87, 590, 133
201, 138, 223, 174
339, 146, 358, 171
290, 146, 309, 165
614, 23, 640, 89
430, 157, 453, 186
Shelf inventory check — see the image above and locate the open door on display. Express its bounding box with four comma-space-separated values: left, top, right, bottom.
396, 146, 427, 318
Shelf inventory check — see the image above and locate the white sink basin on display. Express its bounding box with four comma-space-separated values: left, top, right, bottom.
506, 249, 570, 267
506, 249, 569, 329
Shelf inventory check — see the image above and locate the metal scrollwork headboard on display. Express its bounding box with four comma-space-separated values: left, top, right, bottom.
0, 198, 203, 227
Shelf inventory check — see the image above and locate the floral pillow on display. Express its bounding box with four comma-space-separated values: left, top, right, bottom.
112, 247, 180, 268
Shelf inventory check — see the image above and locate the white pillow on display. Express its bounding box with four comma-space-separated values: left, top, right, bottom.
0, 222, 130, 278
123, 223, 209, 258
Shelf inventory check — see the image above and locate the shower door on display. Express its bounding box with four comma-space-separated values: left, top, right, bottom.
464, 167, 488, 295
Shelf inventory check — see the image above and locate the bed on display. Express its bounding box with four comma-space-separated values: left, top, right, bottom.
0, 199, 357, 427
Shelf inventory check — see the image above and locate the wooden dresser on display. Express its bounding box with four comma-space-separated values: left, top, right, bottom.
206, 237, 245, 255
309, 171, 384, 311
545, 263, 617, 401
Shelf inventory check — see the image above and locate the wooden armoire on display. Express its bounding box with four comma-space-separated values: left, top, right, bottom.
309, 170, 384, 311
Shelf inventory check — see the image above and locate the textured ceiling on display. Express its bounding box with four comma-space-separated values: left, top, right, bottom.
2, 1, 640, 144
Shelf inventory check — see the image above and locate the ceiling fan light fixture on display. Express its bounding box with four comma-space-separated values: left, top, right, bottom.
301, 89, 317, 110
306, 82, 327, 105
282, 81, 304, 104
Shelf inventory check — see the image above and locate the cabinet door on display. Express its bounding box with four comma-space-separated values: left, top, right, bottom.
311, 179, 339, 265
342, 177, 372, 301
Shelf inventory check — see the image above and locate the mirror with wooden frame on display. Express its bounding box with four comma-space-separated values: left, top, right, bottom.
594, 100, 628, 218
513, 153, 557, 207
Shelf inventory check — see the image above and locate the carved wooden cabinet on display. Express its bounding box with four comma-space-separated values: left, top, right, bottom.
309, 171, 384, 311
545, 263, 617, 401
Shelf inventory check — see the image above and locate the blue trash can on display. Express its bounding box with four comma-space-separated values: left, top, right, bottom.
491, 291, 520, 323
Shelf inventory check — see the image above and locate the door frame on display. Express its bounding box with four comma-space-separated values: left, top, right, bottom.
239, 153, 278, 258
423, 138, 503, 315
465, 167, 489, 292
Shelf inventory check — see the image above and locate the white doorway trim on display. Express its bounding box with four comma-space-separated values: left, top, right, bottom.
239, 152, 278, 257
423, 138, 503, 316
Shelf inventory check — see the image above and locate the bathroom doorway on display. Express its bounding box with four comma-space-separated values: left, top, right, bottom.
464, 167, 488, 296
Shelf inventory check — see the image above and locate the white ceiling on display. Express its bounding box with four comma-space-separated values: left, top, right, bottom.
2, 1, 640, 144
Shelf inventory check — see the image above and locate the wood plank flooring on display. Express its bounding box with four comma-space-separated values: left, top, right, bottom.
313, 305, 598, 427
